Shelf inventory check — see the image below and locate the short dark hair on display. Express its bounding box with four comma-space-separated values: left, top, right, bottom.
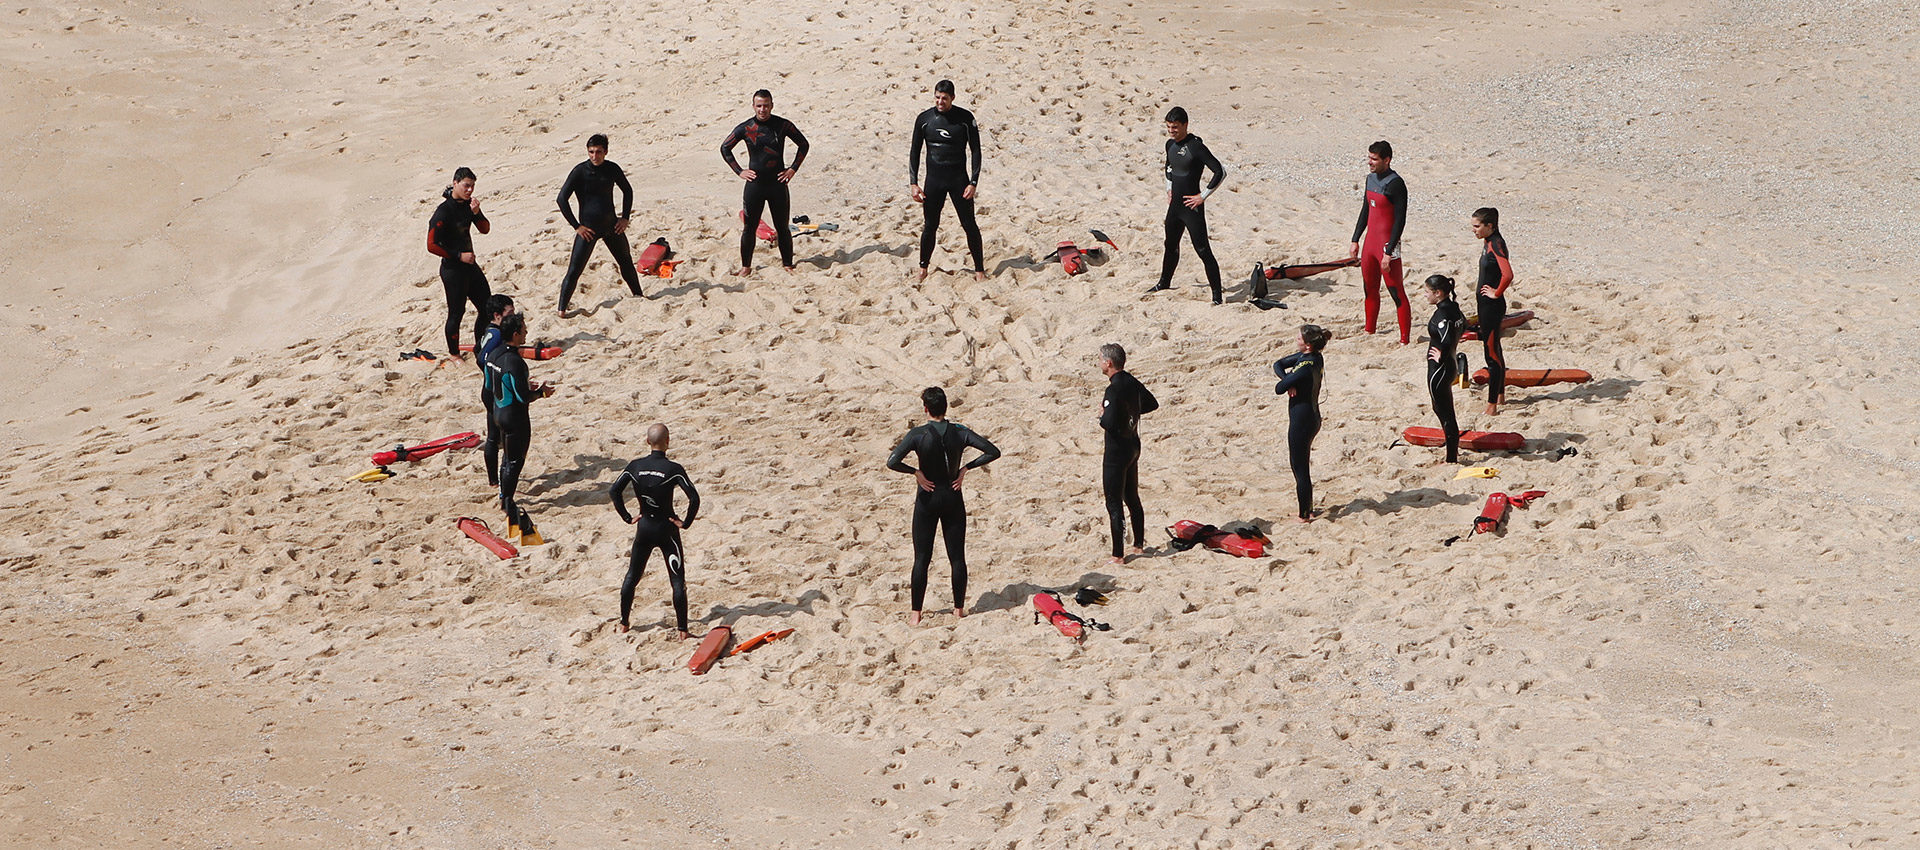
452, 166, 477, 182
497, 313, 526, 340
1099, 343, 1126, 370
587, 133, 609, 149
1300, 324, 1332, 352
921, 387, 948, 418
1368, 140, 1393, 159
486, 293, 515, 320
753, 89, 773, 101
1424, 274, 1456, 296
935, 79, 955, 95
1165, 106, 1188, 124
1472, 207, 1499, 231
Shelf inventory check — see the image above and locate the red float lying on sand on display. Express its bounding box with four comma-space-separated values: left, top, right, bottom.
1473, 490, 1547, 535
689, 626, 734, 675
1461, 311, 1535, 341
1401, 427, 1526, 452
636, 237, 673, 275
1166, 520, 1269, 558
1472, 368, 1590, 387
457, 343, 564, 361
372, 432, 482, 466
457, 517, 518, 560
1032, 593, 1085, 642
1056, 241, 1087, 276
738, 210, 779, 242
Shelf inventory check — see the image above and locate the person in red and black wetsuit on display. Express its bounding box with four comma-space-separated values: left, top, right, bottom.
1471, 207, 1515, 415
721, 90, 809, 276
555, 133, 643, 315
426, 167, 491, 360
1348, 141, 1410, 343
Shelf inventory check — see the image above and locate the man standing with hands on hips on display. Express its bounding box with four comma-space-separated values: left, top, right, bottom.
722, 89, 809, 276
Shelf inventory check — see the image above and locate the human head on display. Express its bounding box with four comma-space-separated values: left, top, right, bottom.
1299, 324, 1331, 352
1471, 207, 1499, 239
1424, 273, 1456, 305
1099, 343, 1126, 374
1367, 140, 1393, 174
1164, 106, 1189, 140
487, 293, 515, 323
752, 90, 773, 119
449, 167, 476, 200
497, 312, 527, 344
645, 423, 670, 450
934, 79, 954, 111
921, 386, 948, 419
587, 133, 608, 165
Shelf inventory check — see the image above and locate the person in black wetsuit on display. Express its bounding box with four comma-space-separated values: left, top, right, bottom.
722, 89, 809, 276
555, 133, 644, 315
1273, 325, 1331, 522
1146, 107, 1226, 303
484, 313, 554, 542
1471, 207, 1515, 415
426, 167, 492, 360
909, 79, 986, 281
1422, 275, 1467, 464
477, 294, 515, 487
1098, 343, 1160, 563
610, 423, 701, 639
886, 387, 1001, 625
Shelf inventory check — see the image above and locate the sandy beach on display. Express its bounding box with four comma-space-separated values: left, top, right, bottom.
4, 0, 1919, 845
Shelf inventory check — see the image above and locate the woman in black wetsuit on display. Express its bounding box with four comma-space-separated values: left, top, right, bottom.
1472, 207, 1514, 415
426, 167, 491, 360
1273, 324, 1331, 522
1423, 273, 1468, 464
484, 313, 554, 543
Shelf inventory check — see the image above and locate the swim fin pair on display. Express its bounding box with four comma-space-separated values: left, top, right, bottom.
1074, 587, 1109, 606
347, 466, 392, 482
507, 509, 546, 546
399, 348, 436, 361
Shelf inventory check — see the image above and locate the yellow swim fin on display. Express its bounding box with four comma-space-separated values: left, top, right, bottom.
348, 467, 392, 482
1453, 466, 1499, 480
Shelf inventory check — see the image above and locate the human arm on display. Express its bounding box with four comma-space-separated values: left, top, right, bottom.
426, 210, 450, 258
967, 115, 982, 185
471, 204, 489, 235
1198, 139, 1225, 197
908, 116, 925, 186
961, 428, 1001, 470
1385, 175, 1408, 256
1485, 237, 1514, 297
676, 471, 700, 527
610, 472, 637, 524
721, 124, 746, 176
1097, 383, 1123, 433
1273, 352, 1304, 377
1275, 358, 1316, 395
886, 430, 918, 474
556, 164, 584, 230
1137, 382, 1159, 416
785, 119, 809, 172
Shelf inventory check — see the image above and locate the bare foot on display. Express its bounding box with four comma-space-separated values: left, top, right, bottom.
782, 265, 797, 274
677, 630, 693, 641
1129, 546, 1145, 557
618, 623, 630, 634
556, 308, 571, 319
734, 267, 753, 277
1108, 556, 1127, 566
916, 267, 929, 282
1296, 514, 1314, 524
1484, 401, 1499, 416
953, 607, 966, 619
973, 270, 986, 282
909, 610, 923, 626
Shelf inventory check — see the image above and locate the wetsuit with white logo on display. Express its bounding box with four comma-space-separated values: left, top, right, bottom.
909, 105, 985, 272
1157, 136, 1226, 301
611, 451, 701, 632
1426, 299, 1466, 463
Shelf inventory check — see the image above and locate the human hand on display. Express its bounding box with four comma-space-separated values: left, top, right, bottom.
575, 225, 596, 240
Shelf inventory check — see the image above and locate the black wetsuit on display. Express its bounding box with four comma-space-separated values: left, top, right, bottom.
1274, 351, 1325, 519
1099, 370, 1160, 558
1426, 299, 1466, 463
721, 115, 809, 269
427, 190, 491, 355
477, 325, 505, 486
909, 105, 985, 272
556, 158, 642, 311
886, 420, 1001, 612
1478, 233, 1512, 403
1155, 135, 1226, 301
484, 344, 536, 528
610, 451, 701, 632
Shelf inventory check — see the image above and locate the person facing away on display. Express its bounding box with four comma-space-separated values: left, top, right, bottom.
610, 423, 701, 639
886, 387, 1001, 626
1097, 343, 1159, 563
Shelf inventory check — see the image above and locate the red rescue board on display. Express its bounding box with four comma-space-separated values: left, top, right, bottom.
1032, 593, 1085, 642
458, 517, 518, 560
1472, 368, 1591, 387
1474, 490, 1547, 535
372, 432, 482, 466
1461, 311, 1535, 341
729, 628, 795, 657
1267, 257, 1360, 280
458, 343, 564, 361
689, 626, 734, 675
1401, 427, 1526, 452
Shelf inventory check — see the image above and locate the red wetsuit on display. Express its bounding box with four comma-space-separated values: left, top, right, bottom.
1352, 169, 1409, 342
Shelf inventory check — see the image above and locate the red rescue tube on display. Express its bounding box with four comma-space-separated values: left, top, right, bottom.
1167, 520, 1269, 558
689, 626, 734, 675
636, 237, 673, 274
739, 210, 779, 242
1472, 368, 1591, 387
1401, 427, 1526, 452
1474, 493, 1512, 535
1032, 593, 1085, 641
372, 432, 482, 466
458, 517, 518, 560
1058, 242, 1087, 276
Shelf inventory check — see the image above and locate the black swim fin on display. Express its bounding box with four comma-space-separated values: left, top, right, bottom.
1250, 264, 1268, 300
1074, 587, 1109, 606
1090, 229, 1118, 251
1252, 298, 1288, 311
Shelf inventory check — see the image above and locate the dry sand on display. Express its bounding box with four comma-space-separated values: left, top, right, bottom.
4, 0, 1919, 845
